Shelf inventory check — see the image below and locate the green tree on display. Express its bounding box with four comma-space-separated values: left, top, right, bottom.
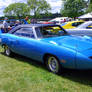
61, 0, 87, 18
86, 0, 92, 13
3, 3, 30, 18
27, 0, 51, 18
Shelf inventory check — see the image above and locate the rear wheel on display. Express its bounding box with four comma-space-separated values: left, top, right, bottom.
46, 55, 61, 74
3, 45, 13, 56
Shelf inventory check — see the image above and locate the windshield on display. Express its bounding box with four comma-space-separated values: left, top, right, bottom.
35, 25, 65, 38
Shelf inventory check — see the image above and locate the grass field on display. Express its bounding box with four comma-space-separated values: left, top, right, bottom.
0, 47, 92, 92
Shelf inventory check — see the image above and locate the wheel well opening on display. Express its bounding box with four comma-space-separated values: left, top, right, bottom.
43, 53, 56, 65
2, 44, 6, 48
43, 53, 62, 74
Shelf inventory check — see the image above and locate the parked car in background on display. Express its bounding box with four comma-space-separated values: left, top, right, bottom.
42, 21, 54, 24
1, 24, 92, 74
61, 20, 84, 29
42, 17, 69, 24
49, 17, 69, 24
67, 21, 92, 36
68, 21, 92, 30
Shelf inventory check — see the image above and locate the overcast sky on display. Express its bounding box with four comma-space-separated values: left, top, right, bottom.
0, 0, 63, 17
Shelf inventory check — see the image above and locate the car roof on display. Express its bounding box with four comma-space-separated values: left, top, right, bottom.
9, 24, 67, 33
17, 24, 60, 28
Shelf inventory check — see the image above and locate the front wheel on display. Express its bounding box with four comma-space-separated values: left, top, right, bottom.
46, 55, 61, 74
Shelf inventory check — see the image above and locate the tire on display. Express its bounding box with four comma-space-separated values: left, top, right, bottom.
46, 55, 61, 74
3, 45, 13, 56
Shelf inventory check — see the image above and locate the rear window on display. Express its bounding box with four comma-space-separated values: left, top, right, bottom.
14, 27, 35, 38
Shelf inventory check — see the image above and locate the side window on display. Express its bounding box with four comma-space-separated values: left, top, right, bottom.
72, 22, 83, 27
72, 23, 78, 27
14, 28, 35, 38
77, 22, 84, 26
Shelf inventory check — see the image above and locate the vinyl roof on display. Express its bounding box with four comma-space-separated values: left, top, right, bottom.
17, 24, 59, 28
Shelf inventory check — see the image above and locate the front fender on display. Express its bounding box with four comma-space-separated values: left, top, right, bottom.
41, 45, 77, 69
76, 50, 92, 69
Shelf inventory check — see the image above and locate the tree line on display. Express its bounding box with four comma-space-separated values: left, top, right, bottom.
3, 0, 51, 19
61, 0, 92, 18
3, 0, 92, 19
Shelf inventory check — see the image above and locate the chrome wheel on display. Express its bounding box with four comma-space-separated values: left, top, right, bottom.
47, 56, 61, 74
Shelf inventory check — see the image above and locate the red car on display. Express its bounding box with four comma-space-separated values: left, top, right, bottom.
42, 21, 54, 24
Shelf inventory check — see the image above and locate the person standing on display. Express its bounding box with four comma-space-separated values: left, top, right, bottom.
23, 16, 31, 24
3, 17, 9, 33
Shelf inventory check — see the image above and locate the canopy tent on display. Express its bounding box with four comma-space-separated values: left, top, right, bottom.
78, 13, 92, 19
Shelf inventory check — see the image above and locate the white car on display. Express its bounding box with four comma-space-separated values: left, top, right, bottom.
49, 17, 69, 24
66, 21, 92, 36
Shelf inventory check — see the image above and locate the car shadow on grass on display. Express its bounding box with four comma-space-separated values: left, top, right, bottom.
61, 69, 92, 86
1, 52, 92, 87
1, 52, 46, 70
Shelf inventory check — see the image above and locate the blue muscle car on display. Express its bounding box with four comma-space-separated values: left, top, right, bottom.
0, 24, 92, 74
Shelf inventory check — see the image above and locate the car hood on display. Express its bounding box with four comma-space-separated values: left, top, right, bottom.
40, 36, 92, 51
